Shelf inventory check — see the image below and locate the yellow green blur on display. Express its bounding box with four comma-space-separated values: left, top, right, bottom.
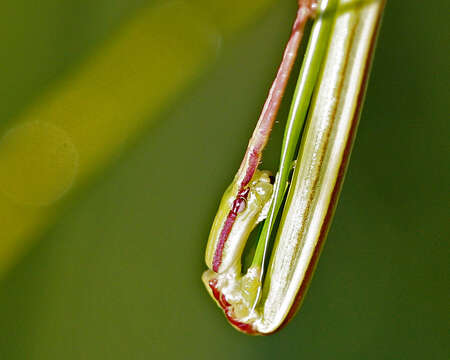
0, 0, 274, 276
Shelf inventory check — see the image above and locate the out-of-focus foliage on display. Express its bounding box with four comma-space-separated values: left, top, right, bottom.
0, 0, 272, 274
0, 0, 447, 359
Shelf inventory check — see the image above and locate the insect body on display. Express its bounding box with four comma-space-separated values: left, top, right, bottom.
202, 0, 317, 334
202, 0, 386, 335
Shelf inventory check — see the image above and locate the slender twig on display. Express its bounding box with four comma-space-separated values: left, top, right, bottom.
211, 0, 317, 272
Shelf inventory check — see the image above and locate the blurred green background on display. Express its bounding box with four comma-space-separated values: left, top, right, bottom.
0, 0, 447, 359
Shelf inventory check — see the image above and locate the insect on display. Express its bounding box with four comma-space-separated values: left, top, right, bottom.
202, 0, 386, 334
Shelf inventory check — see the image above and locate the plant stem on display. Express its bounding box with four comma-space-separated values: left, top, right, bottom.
251, 0, 338, 270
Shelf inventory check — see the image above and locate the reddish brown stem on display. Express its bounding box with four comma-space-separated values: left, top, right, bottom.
211, 0, 316, 272
236, 0, 316, 190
